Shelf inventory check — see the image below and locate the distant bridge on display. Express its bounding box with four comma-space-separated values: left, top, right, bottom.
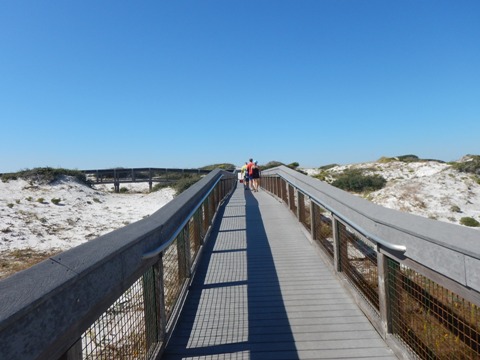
82, 167, 223, 192
1, 166, 479, 359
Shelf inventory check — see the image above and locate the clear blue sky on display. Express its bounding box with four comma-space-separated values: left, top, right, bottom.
1, 1, 479, 172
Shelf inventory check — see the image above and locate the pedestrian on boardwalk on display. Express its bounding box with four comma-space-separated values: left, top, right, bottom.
246, 158, 255, 191
251, 160, 261, 192
241, 162, 250, 190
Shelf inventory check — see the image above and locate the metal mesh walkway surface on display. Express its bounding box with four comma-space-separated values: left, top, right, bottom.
162, 184, 398, 359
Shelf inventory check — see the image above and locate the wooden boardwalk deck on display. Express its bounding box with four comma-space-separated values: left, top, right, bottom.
162, 184, 398, 359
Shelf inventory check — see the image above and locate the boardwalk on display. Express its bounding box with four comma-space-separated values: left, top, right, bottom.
163, 184, 397, 359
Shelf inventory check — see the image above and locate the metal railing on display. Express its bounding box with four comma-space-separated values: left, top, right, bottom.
0, 169, 236, 360
261, 166, 480, 360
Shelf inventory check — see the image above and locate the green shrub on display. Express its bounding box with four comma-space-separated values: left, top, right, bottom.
319, 164, 339, 170
37, 198, 45, 203
119, 187, 129, 193
261, 161, 284, 170
51, 198, 61, 205
451, 155, 480, 174
331, 169, 387, 193
397, 154, 420, 162
377, 156, 397, 163
7, 203, 14, 208
1, 167, 91, 186
460, 217, 480, 227
173, 175, 202, 194
200, 163, 235, 171
450, 205, 462, 213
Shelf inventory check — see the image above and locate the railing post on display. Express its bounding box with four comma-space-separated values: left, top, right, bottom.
142, 260, 166, 355
288, 184, 295, 213
177, 224, 191, 280
176, 228, 190, 280
297, 191, 305, 224
332, 217, 342, 272
193, 209, 202, 247
377, 252, 392, 337
157, 255, 167, 344
149, 168, 153, 192
310, 201, 317, 240
203, 198, 210, 235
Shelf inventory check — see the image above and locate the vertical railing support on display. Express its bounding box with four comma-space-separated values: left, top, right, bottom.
377, 252, 392, 337
176, 229, 189, 280
157, 255, 167, 344
288, 184, 295, 213
310, 201, 317, 241
332, 217, 342, 272
193, 209, 202, 247
297, 192, 305, 224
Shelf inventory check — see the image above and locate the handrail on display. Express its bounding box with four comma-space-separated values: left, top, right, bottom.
261, 165, 480, 293
143, 174, 224, 259
261, 166, 480, 360
310, 196, 407, 253
0, 168, 236, 360
264, 170, 406, 252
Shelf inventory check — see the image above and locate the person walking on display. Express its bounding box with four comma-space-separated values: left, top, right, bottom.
241, 162, 250, 190
251, 160, 261, 192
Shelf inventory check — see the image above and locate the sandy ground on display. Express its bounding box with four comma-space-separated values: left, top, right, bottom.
302, 160, 480, 227
0, 177, 175, 253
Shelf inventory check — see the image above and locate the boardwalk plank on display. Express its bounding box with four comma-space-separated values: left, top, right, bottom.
162, 185, 397, 359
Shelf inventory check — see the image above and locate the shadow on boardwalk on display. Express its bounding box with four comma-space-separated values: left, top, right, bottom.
162, 185, 397, 359
162, 187, 298, 359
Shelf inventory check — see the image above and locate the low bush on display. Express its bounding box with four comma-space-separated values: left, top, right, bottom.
331, 169, 387, 193
460, 217, 480, 227
450, 205, 462, 213
51, 198, 61, 205
1, 167, 91, 186
200, 163, 235, 171
173, 175, 202, 194
451, 155, 480, 175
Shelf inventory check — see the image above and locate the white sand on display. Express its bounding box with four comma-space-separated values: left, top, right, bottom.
302, 159, 480, 228
0, 177, 175, 252
2, 159, 479, 256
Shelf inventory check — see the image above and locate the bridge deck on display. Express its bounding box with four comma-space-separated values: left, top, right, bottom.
162, 184, 397, 359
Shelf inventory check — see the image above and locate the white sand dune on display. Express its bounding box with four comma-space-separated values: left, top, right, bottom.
0, 177, 175, 253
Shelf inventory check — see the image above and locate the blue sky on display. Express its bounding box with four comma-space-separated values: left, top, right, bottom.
1, 1, 479, 172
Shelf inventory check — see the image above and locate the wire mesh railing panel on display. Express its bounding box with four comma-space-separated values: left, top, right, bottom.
82, 278, 148, 360
163, 239, 181, 322
338, 221, 379, 312
388, 259, 480, 360
312, 203, 334, 261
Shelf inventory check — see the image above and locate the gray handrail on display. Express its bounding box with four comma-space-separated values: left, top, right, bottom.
269, 171, 407, 253
311, 197, 407, 253
143, 174, 224, 259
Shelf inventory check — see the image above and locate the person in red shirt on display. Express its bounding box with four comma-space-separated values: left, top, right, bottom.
250, 161, 261, 192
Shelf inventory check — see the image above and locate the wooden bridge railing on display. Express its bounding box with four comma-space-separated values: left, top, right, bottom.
261, 165, 480, 360
0, 169, 237, 360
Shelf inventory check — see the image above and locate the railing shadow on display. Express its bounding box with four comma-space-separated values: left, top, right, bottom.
162, 186, 298, 359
